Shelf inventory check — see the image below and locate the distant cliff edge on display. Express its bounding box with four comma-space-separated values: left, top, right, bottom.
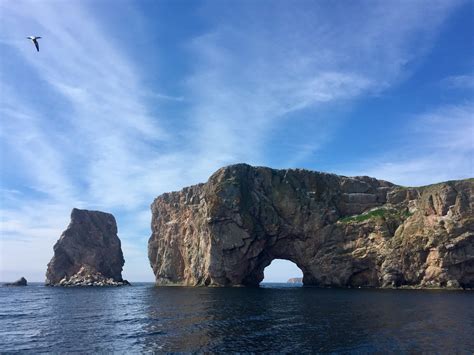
287, 278, 303, 284
148, 164, 473, 289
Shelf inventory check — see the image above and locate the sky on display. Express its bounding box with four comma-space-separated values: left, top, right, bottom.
0, 0, 473, 282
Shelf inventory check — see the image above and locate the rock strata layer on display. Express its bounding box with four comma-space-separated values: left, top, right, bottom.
148, 164, 473, 288
5, 277, 27, 286
46, 208, 128, 286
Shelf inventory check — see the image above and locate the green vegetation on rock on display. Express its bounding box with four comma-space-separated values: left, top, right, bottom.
339, 208, 412, 223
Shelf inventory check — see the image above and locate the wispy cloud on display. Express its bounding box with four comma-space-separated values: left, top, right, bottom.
0, 1, 178, 207
0, 93, 77, 203
147, 92, 185, 102
441, 74, 474, 90
0, 202, 71, 281
340, 103, 474, 186
183, 0, 465, 169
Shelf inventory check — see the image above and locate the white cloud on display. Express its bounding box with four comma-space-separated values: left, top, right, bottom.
146, 91, 185, 102
0, 102, 77, 203
340, 104, 474, 186
441, 74, 474, 90
0, 203, 70, 282
183, 0, 465, 169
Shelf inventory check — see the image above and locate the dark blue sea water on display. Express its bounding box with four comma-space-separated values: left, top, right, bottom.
1, 282, 473, 352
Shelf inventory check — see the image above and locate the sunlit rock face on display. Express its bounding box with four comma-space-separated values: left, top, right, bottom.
46, 208, 127, 286
148, 164, 473, 289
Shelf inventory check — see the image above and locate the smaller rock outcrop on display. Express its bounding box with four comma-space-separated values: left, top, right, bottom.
287, 277, 303, 284
5, 277, 27, 286
46, 208, 129, 286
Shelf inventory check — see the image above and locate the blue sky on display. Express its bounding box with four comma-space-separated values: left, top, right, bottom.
0, 0, 473, 282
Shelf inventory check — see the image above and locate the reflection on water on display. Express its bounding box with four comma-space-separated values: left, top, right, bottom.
0, 283, 473, 352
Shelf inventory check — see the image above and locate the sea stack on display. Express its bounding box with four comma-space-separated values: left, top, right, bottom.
46, 208, 129, 286
148, 164, 473, 288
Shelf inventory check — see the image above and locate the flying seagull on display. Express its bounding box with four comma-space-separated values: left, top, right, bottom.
27, 36, 41, 52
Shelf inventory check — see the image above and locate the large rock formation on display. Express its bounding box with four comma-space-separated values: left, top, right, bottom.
148, 164, 473, 289
46, 208, 128, 286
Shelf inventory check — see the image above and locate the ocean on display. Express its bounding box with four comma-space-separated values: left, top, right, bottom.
1, 283, 473, 352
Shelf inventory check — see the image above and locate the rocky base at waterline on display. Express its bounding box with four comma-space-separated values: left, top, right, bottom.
148, 164, 473, 289
5, 277, 27, 286
53, 266, 130, 287
46, 208, 128, 286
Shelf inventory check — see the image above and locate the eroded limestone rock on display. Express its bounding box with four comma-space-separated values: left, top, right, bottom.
46, 208, 128, 286
148, 164, 473, 288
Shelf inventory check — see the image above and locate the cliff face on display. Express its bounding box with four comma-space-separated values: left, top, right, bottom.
46, 208, 127, 286
148, 164, 473, 288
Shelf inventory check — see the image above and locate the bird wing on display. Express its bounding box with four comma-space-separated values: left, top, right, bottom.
34, 39, 39, 51
36, 37, 42, 39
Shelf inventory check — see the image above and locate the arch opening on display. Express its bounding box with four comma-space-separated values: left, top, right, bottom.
261, 259, 303, 285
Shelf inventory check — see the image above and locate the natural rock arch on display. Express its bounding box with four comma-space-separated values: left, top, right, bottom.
261, 258, 303, 284
243, 252, 307, 286
148, 164, 474, 288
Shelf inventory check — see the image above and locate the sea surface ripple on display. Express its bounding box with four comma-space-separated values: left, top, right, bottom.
1, 283, 473, 352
